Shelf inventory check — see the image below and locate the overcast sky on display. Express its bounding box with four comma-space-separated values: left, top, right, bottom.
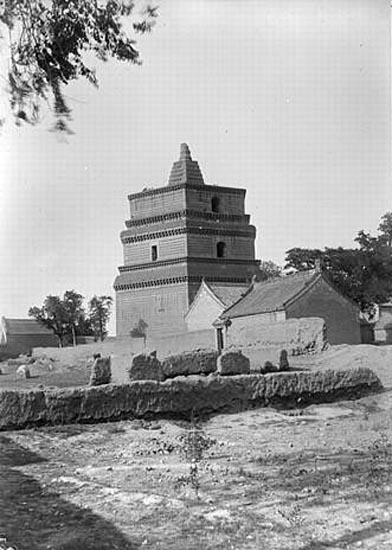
0, 0, 390, 333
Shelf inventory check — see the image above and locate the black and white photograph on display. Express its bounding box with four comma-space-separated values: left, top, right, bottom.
0, 1, 391, 548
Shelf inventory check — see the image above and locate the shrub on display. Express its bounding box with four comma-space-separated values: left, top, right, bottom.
177, 416, 216, 498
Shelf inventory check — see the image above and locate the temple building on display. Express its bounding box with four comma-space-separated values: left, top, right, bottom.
114, 144, 261, 338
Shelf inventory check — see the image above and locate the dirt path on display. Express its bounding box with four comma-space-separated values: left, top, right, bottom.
2, 390, 392, 549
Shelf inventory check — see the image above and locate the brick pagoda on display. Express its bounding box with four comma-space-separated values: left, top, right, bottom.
114, 144, 260, 337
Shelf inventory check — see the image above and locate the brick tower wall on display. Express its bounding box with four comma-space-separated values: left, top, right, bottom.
116, 283, 189, 338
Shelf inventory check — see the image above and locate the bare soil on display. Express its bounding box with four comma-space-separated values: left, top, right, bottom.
1, 344, 392, 549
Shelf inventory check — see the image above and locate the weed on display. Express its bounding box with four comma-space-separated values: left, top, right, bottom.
366, 431, 392, 491
177, 415, 216, 499
278, 504, 305, 528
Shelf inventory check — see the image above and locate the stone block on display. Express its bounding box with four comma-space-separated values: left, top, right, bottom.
16, 365, 31, 379
260, 361, 279, 374
217, 350, 250, 376
89, 357, 111, 386
129, 353, 164, 381
279, 349, 290, 371
161, 350, 218, 379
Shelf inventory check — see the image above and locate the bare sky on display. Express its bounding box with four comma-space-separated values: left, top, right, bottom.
0, 0, 390, 333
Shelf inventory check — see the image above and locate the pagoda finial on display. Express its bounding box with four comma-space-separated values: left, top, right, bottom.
167, 143, 204, 186
180, 143, 192, 161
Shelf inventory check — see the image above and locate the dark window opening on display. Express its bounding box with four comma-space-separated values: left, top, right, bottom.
211, 196, 220, 213
217, 241, 226, 258
151, 245, 158, 261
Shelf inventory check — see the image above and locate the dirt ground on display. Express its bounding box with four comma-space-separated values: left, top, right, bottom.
1, 344, 392, 549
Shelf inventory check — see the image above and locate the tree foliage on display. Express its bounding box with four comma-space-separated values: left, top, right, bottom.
258, 260, 282, 281
62, 289, 85, 346
88, 294, 113, 341
285, 212, 392, 313
28, 295, 68, 346
28, 289, 103, 346
0, 0, 157, 132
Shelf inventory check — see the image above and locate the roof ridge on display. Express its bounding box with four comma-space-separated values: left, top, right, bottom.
255, 269, 317, 286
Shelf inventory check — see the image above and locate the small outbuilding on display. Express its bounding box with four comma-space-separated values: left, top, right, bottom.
216, 269, 362, 346
0, 317, 58, 359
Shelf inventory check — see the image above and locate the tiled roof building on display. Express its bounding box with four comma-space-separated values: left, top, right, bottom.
114, 144, 261, 337
0, 317, 58, 358
217, 269, 362, 345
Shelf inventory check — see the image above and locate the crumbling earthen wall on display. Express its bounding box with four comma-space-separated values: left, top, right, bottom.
225, 317, 327, 369
148, 329, 216, 357
0, 367, 381, 430
287, 277, 361, 345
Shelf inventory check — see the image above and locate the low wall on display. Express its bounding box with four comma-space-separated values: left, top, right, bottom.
147, 329, 216, 358
225, 317, 328, 368
0, 367, 381, 430
1, 334, 58, 360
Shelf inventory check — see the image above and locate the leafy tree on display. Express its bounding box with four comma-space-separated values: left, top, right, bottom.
284, 247, 323, 272
29, 289, 88, 346
63, 289, 85, 346
28, 295, 68, 346
285, 212, 392, 314
0, 0, 157, 132
77, 314, 94, 338
88, 295, 113, 341
376, 212, 392, 247
258, 260, 282, 281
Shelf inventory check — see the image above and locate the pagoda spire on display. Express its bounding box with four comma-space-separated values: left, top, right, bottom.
167, 143, 205, 186
179, 142, 192, 161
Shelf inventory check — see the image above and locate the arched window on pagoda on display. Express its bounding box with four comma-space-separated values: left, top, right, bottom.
211, 196, 220, 213
217, 241, 226, 258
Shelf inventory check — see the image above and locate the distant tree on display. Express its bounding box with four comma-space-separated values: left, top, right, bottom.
28, 295, 68, 347
63, 290, 85, 346
285, 212, 392, 314
29, 289, 88, 346
88, 295, 113, 341
284, 248, 324, 272
376, 212, 392, 247
258, 260, 282, 281
77, 315, 94, 338
0, 0, 158, 132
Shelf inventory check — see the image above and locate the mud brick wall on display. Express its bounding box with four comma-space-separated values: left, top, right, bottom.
287, 276, 361, 345
0, 367, 382, 430
148, 329, 217, 358
225, 317, 327, 369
